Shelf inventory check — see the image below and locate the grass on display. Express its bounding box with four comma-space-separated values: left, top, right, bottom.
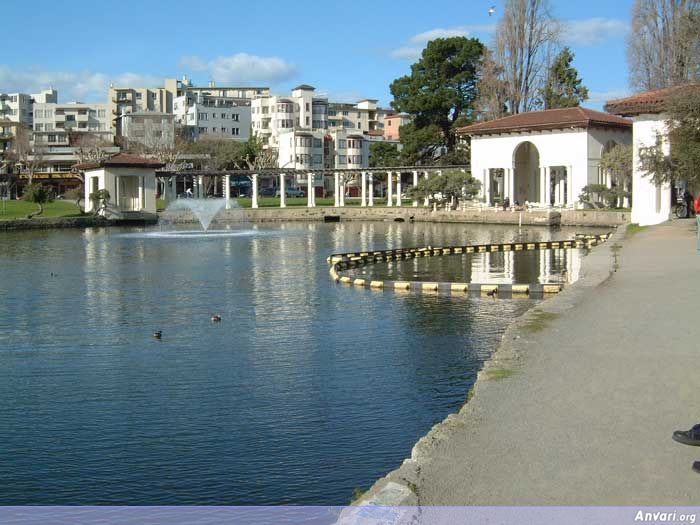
0, 200, 82, 220
626, 223, 647, 236
157, 198, 166, 212
522, 310, 560, 333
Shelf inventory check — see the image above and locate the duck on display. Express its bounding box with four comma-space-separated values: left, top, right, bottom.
153, 330, 162, 339
211, 314, 222, 323
486, 288, 498, 299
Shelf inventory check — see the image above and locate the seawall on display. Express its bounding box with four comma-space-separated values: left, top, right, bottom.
0, 215, 158, 231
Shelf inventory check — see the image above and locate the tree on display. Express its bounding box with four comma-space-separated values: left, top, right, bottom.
600, 144, 633, 204
88, 188, 111, 216
12, 126, 44, 186
406, 170, 481, 208
390, 37, 484, 163
369, 142, 402, 167
22, 182, 52, 218
638, 87, 700, 188
493, 0, 561, 114
475, 47, 509, 120
628, 0, 700, 91
542, 47, 589, 108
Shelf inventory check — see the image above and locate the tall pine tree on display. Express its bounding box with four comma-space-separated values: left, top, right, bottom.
542, 47, 589, 109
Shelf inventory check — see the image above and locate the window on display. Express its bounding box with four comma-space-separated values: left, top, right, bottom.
339, 155, 347, 163
342, 111, 349, 116
45, 123, 54, 131
338, 139, 346, 149
135, 92, 142, 99
48, 134, 56, 142
212, 113, 217, 119
34, 123, 43, 131
198, 112, 208, 120
212, 127, 217, 132
222, 127, 227, 133
313, 154, 322, 165
305, 116, 310, 126
306, 103, 310, 111
232, 128, 240, 136
35, 109, 43, 118
231, 113, 239, 122
313, 138, 322, 148
220, 113, 228, 119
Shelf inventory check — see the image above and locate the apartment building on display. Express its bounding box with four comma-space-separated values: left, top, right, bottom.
173, 91, 251, 141
383, 113, 412, 140
109, 84, 174, 136
32, 100, 116, 182
118, 112, 175, 150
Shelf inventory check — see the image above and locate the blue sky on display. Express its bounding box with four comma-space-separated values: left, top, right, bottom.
1, 0, 633, 110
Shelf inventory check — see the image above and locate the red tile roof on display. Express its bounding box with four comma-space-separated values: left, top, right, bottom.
458, 107, 632, 136
604, 84, 700, 116
74, 153, 165, 171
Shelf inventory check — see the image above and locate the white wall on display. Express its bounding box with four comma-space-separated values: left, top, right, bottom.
470, 129, 589, 205
631, 114, 672, 225
83, 166, 156, 215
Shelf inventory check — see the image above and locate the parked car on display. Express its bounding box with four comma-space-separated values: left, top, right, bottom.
260, 187, 276, 197
275, 187, 305, 198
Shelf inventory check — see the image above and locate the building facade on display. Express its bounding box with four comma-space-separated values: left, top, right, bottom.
459, 107, 632, 208
383, 113, 411, 141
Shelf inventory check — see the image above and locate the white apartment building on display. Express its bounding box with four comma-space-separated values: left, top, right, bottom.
32, 101, 116, 178
119, 112, 175, 150
252, 85, 382, 174
173, 92, 251, 141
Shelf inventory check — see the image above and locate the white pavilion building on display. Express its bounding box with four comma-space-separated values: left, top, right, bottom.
458, 107, 632, 208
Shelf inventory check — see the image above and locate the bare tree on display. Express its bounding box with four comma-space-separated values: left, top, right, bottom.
13, 126, 44, 187
493, 0, 561, 114
628, 0, 700, 91
476, 47, 509, 120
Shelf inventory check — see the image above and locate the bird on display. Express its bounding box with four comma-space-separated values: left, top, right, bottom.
486, 288, 498, 299
211, 314, 222, 322
153, 330, 162, 339
488, 5, 496, 16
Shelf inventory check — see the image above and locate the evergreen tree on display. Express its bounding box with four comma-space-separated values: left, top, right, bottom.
390, 37, 484, 163
542, 47, 589, 109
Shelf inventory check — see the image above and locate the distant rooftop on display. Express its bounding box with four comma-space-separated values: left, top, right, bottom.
605, 84, 700, 116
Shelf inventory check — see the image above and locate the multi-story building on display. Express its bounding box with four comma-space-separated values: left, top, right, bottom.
383, 113, 412, 140
108, 84, 174, 136
118, 112, 175, 150
173, 91, 251, 142
31, 100, 116, 186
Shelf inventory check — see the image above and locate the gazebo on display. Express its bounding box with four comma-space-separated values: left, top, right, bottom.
458, 107, 632, 208
75, 153, 164, 218
605, 84, 700, 226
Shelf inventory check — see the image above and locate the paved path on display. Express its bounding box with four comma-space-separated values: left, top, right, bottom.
365, 219, 700, 505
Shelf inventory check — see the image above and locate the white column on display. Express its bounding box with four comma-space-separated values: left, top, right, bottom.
567, 166, 574, 207
307, 173, 313, 208
224, 174, 231, 201
279, 173, 286, 208
396, 172, 402, 207
334, 172, 340, 207
339, 174, 345, 207
423, 171, 430, 207
312, 173, 317, 207
252, 174, 259, 209
197, 175, 204, 198
544, 167, 551, 206
139, 176, 144, 210
412, 170, 419, 207
368, 173, 374, 207
361, 171, 367, 207
483, 169, 490, 205
509, 168, 515, 204
386, 171, 393, 207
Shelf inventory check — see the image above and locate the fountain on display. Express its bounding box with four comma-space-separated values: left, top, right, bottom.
164, 198, 229, 231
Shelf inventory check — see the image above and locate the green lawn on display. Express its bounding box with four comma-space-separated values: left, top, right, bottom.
0, 200, 82, 220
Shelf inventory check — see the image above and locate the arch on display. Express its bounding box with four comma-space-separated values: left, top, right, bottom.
512, 141, 540, 204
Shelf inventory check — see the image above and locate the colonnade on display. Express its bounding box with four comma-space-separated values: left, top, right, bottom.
482, 165, 574, 207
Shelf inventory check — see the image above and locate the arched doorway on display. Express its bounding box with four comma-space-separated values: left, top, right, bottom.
513, 141, 540, 204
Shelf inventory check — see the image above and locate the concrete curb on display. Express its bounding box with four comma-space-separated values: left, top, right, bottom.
353, 226, 624, 507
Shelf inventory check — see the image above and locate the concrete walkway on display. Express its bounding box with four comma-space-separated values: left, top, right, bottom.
364, 219, 700, 505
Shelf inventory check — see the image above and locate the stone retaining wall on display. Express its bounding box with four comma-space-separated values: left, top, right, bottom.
0, 215, 158, 231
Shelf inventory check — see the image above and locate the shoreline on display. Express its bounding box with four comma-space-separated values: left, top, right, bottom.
354, 224, 626, 506
0, 206, 627, 231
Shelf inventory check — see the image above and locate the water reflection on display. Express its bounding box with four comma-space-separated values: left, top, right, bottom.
0, 221, 607, 506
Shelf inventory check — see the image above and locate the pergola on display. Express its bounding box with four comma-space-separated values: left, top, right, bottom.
156, 165, 470, 208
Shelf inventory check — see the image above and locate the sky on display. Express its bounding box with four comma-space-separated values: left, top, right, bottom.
1, 0, 634, 110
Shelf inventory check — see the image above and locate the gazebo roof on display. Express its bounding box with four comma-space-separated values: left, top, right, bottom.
74, 153, 165, 171
604, 84, 700, 116
458, 107, 632, 136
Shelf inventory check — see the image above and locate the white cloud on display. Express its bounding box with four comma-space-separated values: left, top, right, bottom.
564, 18, 629, 46
0, 65, 160, 102
391, 24, 496, 60
588, 89, 631, 105
389, 46, 424, 61
180, 53, 298, 84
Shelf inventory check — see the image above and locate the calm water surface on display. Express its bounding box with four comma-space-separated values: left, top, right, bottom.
0, 221, 605, 504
